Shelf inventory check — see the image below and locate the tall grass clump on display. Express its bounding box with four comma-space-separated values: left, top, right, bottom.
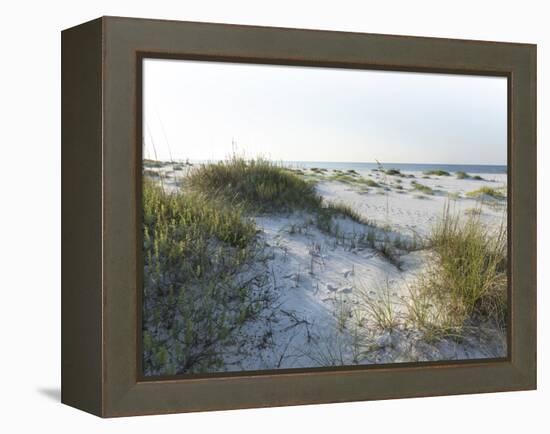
142, 179, 269, 376
357, 281, 400, 331
414, 204, 507, 334
423, 169, 450, 176
466, 186, 506, 200
411, 181, 434, 195
187, 156, 322, 212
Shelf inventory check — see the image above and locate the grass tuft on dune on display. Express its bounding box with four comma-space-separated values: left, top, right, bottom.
466, 186, 505, 200
423, 169, 450, 176
187, 156, 323, 212
411, 181, 434, 195
410, 204, 507, 336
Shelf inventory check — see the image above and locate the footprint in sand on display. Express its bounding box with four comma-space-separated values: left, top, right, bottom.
339, 287, 353, 294
326, 284, 338, 292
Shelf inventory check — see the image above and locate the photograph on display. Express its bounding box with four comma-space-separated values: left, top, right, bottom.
141, 58, 508, 377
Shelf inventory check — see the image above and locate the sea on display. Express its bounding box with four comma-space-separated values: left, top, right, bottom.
282, 161, 507, 174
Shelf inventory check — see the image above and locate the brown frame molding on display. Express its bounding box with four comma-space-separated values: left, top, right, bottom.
62, 16, 537, 417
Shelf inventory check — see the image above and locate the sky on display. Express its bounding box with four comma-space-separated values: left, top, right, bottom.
143, 58, 507, 165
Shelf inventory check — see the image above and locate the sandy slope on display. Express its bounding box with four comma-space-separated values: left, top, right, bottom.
223, 170, 507, 370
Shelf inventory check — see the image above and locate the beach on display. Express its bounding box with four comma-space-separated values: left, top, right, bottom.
142, 160, 508, 374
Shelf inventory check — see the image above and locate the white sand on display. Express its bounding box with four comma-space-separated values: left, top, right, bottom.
316, 170, 507, 237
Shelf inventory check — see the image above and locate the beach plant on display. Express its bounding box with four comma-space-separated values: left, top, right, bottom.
142, 179, 271, 375
358, 280, 400, 331
143, 169, 160, 178
466, 186, 506, 200
455, 171, 469, 179
323, 201, 370, 225
423, 169, 450, 176
143, 159, 165, 168
415, 203, 507, 333
464, 207, 482, 216
411, 181, 434, 195
187, 156, 323, 213
365, 179, 380, 187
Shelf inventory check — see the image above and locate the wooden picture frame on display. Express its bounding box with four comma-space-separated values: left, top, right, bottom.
61, 16, 537, 417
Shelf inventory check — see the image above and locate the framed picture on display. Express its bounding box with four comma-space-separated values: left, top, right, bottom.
61, 16, 536, 417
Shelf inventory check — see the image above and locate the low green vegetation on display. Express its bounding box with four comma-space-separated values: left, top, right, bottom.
411, 181, 434, 195
385, 168, 401, 176
142, 179, 269, 375
423, 169, 450, 176
144, 169, 160, 178
188, 156, 376, 238
144, 159, 165, 168
329, 174, 359, 184
310, 167, 328, 174
447, 192, 460, 200
464, 207, 482, 216
328, 173, 379, 188
455, 171, 469, 179
187, 156, 323, 212
472, 175, 484, 180
466, 186, 506, 200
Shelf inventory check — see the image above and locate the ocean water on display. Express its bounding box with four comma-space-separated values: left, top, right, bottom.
176, 158, 507, 175
283, 161, 507, 174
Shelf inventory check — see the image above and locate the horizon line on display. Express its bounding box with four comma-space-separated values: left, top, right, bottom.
145, 157, 507, 167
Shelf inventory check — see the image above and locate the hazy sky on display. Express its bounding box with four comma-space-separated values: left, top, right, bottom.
143, 59, 507, 165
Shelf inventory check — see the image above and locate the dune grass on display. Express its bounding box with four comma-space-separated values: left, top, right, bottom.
456, 171, 469, 179
410, 205, 507, 335
358, 282, 400, 331
466, 186, 506, 200
142, 179, 270, 375
187, 156, 323, 213
144, 159, 165, 168
411, 181, 434, 195
423, 169, 450, 176
187, 156, 377, 239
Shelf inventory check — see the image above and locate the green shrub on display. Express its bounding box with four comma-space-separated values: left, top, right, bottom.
187, 156, 323, 212
466, 186, 505, 200
411, 181, 434, 195
142, 179, 268, 375
455, 171, 469, 179
144, 159, 164, 168
423, 169, 450, 176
